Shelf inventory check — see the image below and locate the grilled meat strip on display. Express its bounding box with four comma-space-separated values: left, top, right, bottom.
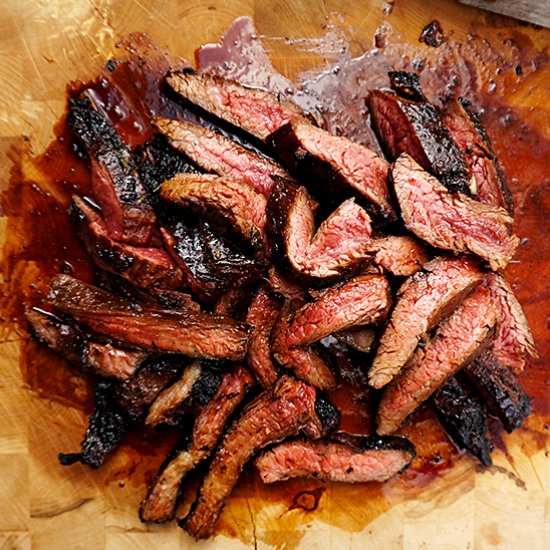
433, 375, 493, 466
465, 352, 532, 432
267, 267, 308, 302
255, 433, 415, 483
47, 275, 251, 360
365, 235, 429, 276
166, 71, 310, 142
181, 376, 336, 539
368, 72, 470, 195
140, 366, 255, 523
377, 285, 497, 435
269, 120, 395, 221
155, 117, 290, 197
85, 342, 147, 381
286, 275, 390, 347
369, 255, 484, 389
392, 154, 519, 270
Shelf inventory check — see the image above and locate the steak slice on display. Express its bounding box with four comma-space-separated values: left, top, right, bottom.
255, 433, 415, 483
465, 352, 532, 432
485, 273, 537, 373
376, 285, 497, 435
269, 120, 395, 221
369, 255, 484, 389
433, 375, 493, 466
140, 366, 255, 523
286, 275, 391, 347
154, 117, 290, 197
180, 376, 329, 539
267, 267, 308, 302
84, 342, 147, 381
166, 71, 309, 142
365, 235, 429, 276
368, 72, 470, 195
392, 154, 519, 270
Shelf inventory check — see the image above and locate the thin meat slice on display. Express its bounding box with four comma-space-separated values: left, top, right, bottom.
140, 366, 255, 523
166, 71, 310, 142
433, 375, 493, 466
84, 342, 147, 381
365, 235, 429, 276
255, 433, 415, 483
180, 376, 330, 539
245, 285, 282, 388
485, 273, 537, 373
267, 267, 308, 302
154, 117, 290, 197
392, 154, 519, 270
376, 285, 497, 435
270, 120, 395, 221
286, 275, 391, 347
369, 255, 484, 389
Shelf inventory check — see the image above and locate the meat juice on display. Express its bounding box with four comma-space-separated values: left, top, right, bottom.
1, 15, 548, 548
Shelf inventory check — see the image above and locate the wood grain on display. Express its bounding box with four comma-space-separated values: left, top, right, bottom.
458, 0, 550, 29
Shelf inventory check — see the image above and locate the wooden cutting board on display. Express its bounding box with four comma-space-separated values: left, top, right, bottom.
1, 1, 549, 548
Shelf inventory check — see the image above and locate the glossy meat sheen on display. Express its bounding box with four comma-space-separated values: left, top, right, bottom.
365, 235, 429, 276
286, 275, 390, 347
155, 117, 290, 197
369, 255, 484, 389
392, 154, 519, 270
85, 342, 147, 381
377, 285, 497, 435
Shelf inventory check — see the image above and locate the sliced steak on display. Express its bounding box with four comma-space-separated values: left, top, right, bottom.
155, 117, 290, 197
368, 72, 470, 195
376, 285, 497, 435
180, 376, 329, 539
286, 275, 390, 347
369, 255, 484, 389
166, 71, 309, 142
365, 235, 429, 276
269, 120, 395, 220
84, 342, 147, 381
392, 154, 519, 270
267, 267, 308, 302
255, 433, 415, 483
465, 352, 532, 432
140, 366, 255, 523
433, 375, 493, 466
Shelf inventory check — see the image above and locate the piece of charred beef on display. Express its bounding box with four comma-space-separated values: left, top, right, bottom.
485, 273, 537, 373
270, 120, 395, 221
392, 154, 519, 271
266, 178, 373, 279
365, 235, 430, 276
286, 275, 390, 347
140, 365, 255, 523
68, 95, 158, 246
433, 374, 493, 466
245, 285, 282, 388
155, 117, 291, 197
376, 285, 497, 435
166, 71, 311, 142
267, 266, 308, 303
212, 287, 252, 320
369, 255, 484, 389
368, 72, 471, 195
255, 432, 415, 483
465, 352, 532, 432
443, 98, 513, 213
47, 275, 251, 360
180, 376, 335, 539
84, 342, 147, 381
71, 196, 183, 290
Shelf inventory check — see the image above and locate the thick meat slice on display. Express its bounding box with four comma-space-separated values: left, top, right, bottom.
433, 375, 493, 466
71, 196, 183, 290
465, 352, 532, 432
392, 154, 519, 270
154, 117, 290, 197
376, 285, 497, 435
365, 235, 429, 276
166, 71, 309, 142
181, 376, 329, 539
245, 285, 282, 388
270, 120, 395, 221
140, 366, 255, 523
85, 342, 147, 381
286, 275, 391, 347
369, 255, 484, 389
255, 433, 415, 483
368, 72, 470, 195
485, 273, 537, 373
47, 275, 251, 361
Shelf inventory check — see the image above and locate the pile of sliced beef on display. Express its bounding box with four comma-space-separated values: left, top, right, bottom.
27, 46, 536, 540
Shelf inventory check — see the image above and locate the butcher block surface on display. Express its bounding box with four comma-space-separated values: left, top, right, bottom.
0, 1, 549, 548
